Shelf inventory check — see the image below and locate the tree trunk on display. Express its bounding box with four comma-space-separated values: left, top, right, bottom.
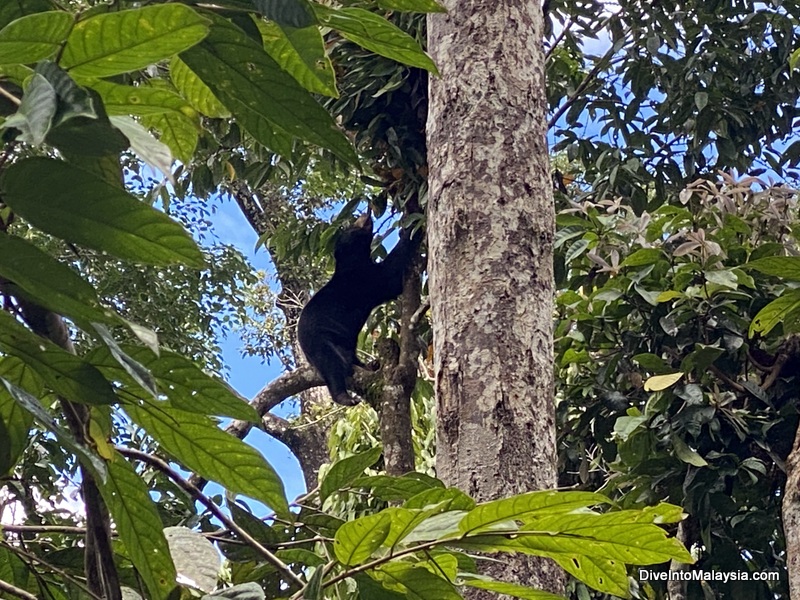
427, 0, 561, 595
784, 423, 800, 598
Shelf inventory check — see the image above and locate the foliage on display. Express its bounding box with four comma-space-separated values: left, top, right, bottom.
546, 0, 800, 210
0, 1, 693, 600
554, 173, 800, 598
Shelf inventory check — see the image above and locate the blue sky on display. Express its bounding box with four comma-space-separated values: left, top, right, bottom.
211, 197, 307, 504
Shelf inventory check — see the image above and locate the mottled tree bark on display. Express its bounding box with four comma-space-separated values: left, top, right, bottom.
783, 424, 800, 598
427, 0, 561, 595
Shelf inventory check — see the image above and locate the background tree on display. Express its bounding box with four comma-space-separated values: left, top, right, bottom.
545, 1, 800, 598
0, 2, 690, 600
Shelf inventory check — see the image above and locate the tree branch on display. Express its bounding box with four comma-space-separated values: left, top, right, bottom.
116, 447, 305, 590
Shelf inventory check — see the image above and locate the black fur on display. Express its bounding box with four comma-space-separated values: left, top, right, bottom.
297, 214, 416, 405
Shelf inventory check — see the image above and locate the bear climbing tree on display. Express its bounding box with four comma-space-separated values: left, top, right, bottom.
297, 213, 419, 405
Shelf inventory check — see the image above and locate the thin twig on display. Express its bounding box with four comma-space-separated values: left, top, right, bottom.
2, 525, 86, 535
0, 578, 37, 600
116, 447, 305, 590
0, 84, 20, 106
0, 541, 103, 600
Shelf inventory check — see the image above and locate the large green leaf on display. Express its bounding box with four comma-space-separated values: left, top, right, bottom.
180, 16, 357, 164
354, 472, 444, 501
458, 490, 608, 535
372, 562, 461, 600
515, 509, 692, 564
2, 73, 56, 145
749, 289, 800, 336
253, 0, 317, 28
0, 11, 73, 65
320, 445, 382, 502
333, 512, 392, 566
140, 111, 199, 165
1, 158, 204, 267
90, 80, 195, 117
89, 344, 258, 421
124, 402, 289, 518
61, 4, 210, 78
376, 0, 446, 11
459, 574, 564, 600
34, 62, 131, 159
0, 358, 37, 475
0, 234, 120, 327
0, 310, 117, 406
0, 377, 106, 478
99, 456, 177, 600
314, 6, 437, 73
170, 57, 230, 118
746, 256, 800, 280
256, 19, 337, 97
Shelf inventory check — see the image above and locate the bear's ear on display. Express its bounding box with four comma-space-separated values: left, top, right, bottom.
354, 212, 373, 233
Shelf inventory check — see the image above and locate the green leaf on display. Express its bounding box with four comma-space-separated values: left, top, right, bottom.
621, 248, 663, 267
170, 57, 229, 118
355, 472, 444, 501
403, 510, 467, 544
256, 19, 337, 97
0, 377, 106, 477
140, 111, 199, 165
320, 445, 382, 502
682, 343, 724, 375
253, 0, 317, 28
124, 401, 289, 518
90, 79, 196, 117
373, 562, 461, 599
0, 358, 36, 475
353, 574, 407, 600
746, 256, 800, 280
459, 574, 564, 600
383, 501, 462, 548
333, 512, 392, 566
0, 310, 117, 406
459, 490, 608, 535
2, 73, 56, 145
791, 47, 800, 71
632, 353, 671, 373
89, 345, 258, 421
376, 0, 447, 12
0, 11, 73, 65
516, 509, 694, 564
749, 289, 800, 336
613, 413, 647, 441
93, 325, 158, 399
694, 91, 708, 111
1, 158, 204, 267
314, 6, 437, 73
61, 5, 210, 78
99, 457, 177, 600
457, 508, 692, 597
0, 234, 120, 327
404, 487, 475, 511
180, 16, 357, 164
33, 62, 131, 159
671, 434, 708, 467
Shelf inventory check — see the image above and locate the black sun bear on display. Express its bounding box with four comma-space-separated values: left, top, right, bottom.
297, 213, 417, 405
